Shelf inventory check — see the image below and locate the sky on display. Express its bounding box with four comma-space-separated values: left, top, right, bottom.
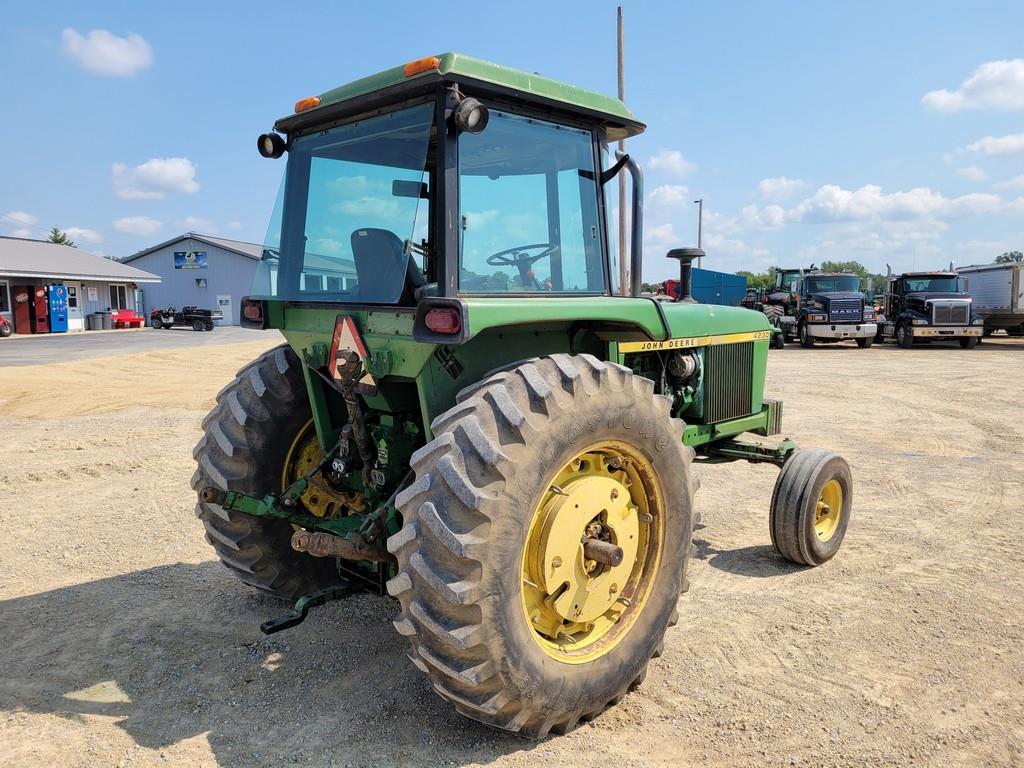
1, 1, 1022, 283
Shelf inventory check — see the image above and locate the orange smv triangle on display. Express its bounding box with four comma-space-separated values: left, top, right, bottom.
328, 315, 376, 389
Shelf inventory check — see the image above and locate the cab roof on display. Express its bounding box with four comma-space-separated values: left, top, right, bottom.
275, 52, 645, 141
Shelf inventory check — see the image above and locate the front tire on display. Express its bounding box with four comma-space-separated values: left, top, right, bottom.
770, 448, 852, 566
799, 322, 815, 348
192, 319, 204, 332
896, 322, 914, 349
959, 336, 979, 348
192, 344, 337, 600
387, 354, 695, 738
856, 336, 873, 348
150, 317, 162, 330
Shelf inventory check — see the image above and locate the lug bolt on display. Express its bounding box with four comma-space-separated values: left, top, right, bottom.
609, 583, 618, 595
551, 556, 562, 569
610, 488, 619, 501
531, 613, 540, 624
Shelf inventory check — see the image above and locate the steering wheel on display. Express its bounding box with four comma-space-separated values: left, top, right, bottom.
486, 243, 558, 268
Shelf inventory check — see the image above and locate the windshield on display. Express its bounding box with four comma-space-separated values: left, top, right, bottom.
776, 271, 800, 291
458, 111, 605, 293
902, 276, 960, 293
253, 102, 433, 304
805, 275, 861, 293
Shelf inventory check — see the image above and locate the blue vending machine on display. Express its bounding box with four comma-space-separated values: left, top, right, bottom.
47, 284, 69, 333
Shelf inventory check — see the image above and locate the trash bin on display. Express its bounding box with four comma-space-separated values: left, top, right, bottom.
100, 312, 114, 330
86, 313, 100, 330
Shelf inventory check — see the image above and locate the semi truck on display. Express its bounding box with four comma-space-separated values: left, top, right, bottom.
782, 271, 876, 348
957, 262, 1024, 337
875, 270, 983, 348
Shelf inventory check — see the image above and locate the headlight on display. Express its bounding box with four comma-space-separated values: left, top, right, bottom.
912, 318, 928, 325
863, 309, 874, 320
807, 313, 826, 322
972, 318, 984, 325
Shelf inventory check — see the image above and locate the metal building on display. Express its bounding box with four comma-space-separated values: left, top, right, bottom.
122, 233, 265, 325
0, 236, 160, 332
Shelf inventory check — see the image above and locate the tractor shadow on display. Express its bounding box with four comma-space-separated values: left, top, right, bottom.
0, 562, 533, 767
693, 533, 805, 578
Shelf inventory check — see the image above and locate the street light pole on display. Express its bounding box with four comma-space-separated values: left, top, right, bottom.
693, 198, 704, 268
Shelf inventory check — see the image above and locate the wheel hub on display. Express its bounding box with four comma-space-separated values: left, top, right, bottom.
283, 421, 365, 518
534, 475, 639, 624
813, 479, 843, 541
521, 444, 663, 663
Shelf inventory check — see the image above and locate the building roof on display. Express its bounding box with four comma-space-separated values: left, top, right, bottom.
276, 52, 645, 140
122, 232, 264, 264
0, 236, 161, 283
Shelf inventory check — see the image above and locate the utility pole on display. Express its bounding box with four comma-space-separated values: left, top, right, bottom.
693, 198, 704, 269
617, 6, 629, 295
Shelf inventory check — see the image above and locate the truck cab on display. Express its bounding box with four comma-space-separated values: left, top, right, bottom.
877, 271, 982, 348
787, 271, 877, 348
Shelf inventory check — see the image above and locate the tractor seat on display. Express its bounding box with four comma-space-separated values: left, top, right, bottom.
350, 228, 426, 305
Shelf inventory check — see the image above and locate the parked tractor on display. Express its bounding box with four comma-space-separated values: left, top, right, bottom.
875, 269, 982, 348
193, 53, 853, 738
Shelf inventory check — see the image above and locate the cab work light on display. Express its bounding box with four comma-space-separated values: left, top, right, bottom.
403, 56, 441, 77
257, 132, 287, 159
424, 307, 461, 334
294, 96, 321, 113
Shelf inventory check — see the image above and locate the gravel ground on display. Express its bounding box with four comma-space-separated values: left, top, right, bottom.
0, 337, 1021, 767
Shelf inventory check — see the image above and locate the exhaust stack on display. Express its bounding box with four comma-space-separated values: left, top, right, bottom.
667, 247, 704, 303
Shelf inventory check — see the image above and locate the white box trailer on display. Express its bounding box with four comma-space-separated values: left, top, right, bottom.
957, 262, 1024, 335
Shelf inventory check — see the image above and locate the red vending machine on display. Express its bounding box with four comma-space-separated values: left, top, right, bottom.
31, 286, 50, 333
12, 285, 32, 334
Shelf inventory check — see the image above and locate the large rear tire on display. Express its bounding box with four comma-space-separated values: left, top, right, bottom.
387, 354, 695, 738
192, 344, 337, 600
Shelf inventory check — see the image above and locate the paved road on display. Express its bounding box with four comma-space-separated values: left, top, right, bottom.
0, 326, 282, 366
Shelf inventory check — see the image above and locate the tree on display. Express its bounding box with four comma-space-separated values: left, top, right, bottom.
735, 270, 773, 290
820, 260, 869, 277
47, 227, 75, 247
996, 251, 1023, 264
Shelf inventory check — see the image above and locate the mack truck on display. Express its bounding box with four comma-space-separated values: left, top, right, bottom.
193, 53, 853, 738
875, 269, 982, 348
783, 271, 877, 348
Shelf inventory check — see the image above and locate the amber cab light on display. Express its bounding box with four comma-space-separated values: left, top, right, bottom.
424, 307, 461, 334
294, 96, 321, 113
403, 56, 441, 77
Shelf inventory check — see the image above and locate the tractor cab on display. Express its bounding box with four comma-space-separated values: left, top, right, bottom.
250, 53, 645, 315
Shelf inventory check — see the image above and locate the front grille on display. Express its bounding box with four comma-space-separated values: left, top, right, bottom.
828, 298, 863, 323
702, 342, 754, 424
932, 303, 969, 325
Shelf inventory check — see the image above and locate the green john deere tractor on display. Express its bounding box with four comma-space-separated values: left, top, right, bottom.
194, 53, 853, 738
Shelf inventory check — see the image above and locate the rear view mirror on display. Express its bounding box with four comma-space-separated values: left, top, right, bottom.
392, 180, 428, 199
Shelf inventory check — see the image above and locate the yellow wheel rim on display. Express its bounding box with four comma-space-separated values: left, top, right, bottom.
814, 479, 843, 542
520, 441, 665, 664
281, 420, 365, 519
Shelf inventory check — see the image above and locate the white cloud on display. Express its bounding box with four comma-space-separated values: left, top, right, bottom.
758, 177, 807, 201
738, 204, 786, 230
64, 227, 103, 244
114, 216, 163, 236
996, 174, 1024, 191
4, 210, 38, 237
922, 59, 1024, 112
956, 165, 988, 182
61, 28, 153, 77
113, 157, 199, 199
178, 216, 217, 233
966, 133, 1024, 156
647, 184, 691, 214
647, 149, 697, 178
463, 209, 499, 229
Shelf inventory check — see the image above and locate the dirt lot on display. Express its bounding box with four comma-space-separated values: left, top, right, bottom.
1, 336, 1022, 767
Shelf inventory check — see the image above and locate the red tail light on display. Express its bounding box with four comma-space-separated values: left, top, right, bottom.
243, 303, 262, 322
424, 307, 461, 334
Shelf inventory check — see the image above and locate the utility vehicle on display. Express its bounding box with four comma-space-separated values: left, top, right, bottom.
150, 305, 221, 331
0, 315, 11, 338
875, 269, 982, 348
193, 53, 853, 738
